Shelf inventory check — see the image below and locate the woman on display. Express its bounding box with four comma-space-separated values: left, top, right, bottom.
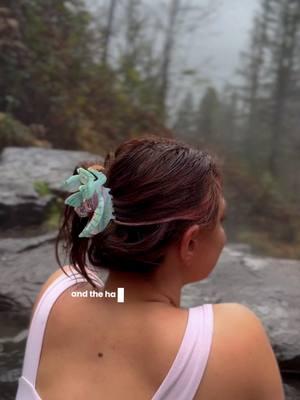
16, 136, 284, 399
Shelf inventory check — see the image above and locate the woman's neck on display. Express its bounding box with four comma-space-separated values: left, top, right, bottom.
104, 267, 182, 308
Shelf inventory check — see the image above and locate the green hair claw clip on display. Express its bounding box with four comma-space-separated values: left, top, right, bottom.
62, 167, 115, 238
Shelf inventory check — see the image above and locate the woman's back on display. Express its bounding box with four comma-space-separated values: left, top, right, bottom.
17, 267, 284, 400
17, 267, 214, 399
17, 136, 284, 399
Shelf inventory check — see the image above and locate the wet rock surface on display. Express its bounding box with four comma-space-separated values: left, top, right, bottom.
181, 245, 300, 368
0, 147, 101, 228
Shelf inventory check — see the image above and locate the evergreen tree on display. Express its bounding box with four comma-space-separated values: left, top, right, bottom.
173, 91, 195, 140
195, 86, 220, 144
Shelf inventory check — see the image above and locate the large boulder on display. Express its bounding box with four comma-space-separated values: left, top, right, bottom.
0, 147, 101, 229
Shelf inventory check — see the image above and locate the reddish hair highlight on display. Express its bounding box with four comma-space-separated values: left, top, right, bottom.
56, 135, 223, 286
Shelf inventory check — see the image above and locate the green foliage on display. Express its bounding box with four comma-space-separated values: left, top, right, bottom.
173, 92, 195, 140
44, 198, 64, 231
1, 1, 299, 258
236, 230, 300, 259
33, 180, 51, 197
260, 171, 282, 202
0, 2, 168, 154
0, 113, 35, 150
33, 179, 63, 230
196, 87, 220, 142
175, 86, 225, 146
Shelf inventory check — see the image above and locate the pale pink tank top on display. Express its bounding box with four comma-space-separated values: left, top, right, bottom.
16, 267, 214, 400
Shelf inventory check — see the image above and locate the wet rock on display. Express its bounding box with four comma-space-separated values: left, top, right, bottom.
0, 232, 56, 255
0, 147, 101, 229
181, 246, 300, 374
284, 383, 300, 400
0, 240, 64, 309
0, 236, 107, 309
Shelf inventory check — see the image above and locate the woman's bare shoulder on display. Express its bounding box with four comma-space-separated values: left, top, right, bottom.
212, 301, 265, 334
194, 302, 284, 400
31, 267, 71, 318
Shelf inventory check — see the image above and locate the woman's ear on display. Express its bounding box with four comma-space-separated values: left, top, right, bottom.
179, 224, 201, 266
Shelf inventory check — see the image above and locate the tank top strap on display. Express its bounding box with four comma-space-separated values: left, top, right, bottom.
152, 303, 214, 400
21, 266, 104, 387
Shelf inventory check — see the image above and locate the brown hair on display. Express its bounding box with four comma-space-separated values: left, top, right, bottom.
56, 135, 223, 287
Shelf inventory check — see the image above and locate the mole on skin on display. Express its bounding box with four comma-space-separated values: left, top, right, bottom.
97, 352, 103, 358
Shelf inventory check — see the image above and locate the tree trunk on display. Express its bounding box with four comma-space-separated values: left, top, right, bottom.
160, 0, 180, 122
102, 0, 118, 66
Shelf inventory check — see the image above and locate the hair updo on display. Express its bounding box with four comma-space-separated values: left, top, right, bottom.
56, 135, 223, 287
